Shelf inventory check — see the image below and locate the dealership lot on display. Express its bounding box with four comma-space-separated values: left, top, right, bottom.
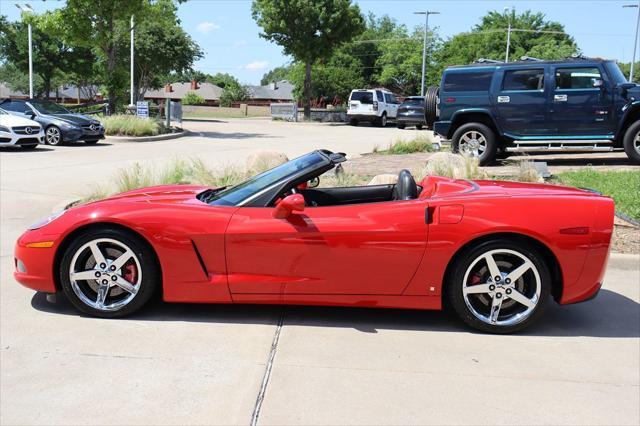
1, 119, 639, 425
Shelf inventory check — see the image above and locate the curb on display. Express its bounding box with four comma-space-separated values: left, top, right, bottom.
105, 130, 190, 142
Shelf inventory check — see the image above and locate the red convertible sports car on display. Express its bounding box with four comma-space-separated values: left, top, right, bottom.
14, 150, 614, 333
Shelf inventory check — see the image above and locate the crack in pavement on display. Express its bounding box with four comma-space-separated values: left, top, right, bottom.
250, 308, 285, 426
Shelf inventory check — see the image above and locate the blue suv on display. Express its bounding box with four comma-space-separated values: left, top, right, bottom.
430, 57, 640, 165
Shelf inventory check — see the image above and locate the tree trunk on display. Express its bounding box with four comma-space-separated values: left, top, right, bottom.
303, 60, 312, 120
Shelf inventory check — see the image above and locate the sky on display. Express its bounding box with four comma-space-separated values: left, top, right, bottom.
2, 0, 640, 84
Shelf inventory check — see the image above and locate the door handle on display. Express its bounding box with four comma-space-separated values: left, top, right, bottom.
554, 94, 568, 102
497, 96, 510, 103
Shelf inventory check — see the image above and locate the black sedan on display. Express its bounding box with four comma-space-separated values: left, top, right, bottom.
0, 99, 104, 146
396, 96, 426, 130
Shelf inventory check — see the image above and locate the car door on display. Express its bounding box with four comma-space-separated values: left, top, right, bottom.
549, 65, 614, 136
494, 67, 549, 136
224, 200, 428, 295
384, 93, 399, 118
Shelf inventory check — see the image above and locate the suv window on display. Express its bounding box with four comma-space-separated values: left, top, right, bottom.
384, 93, 398, 104
350, 91, 373, 104
555, 67, 602, 90
376, 91, 384, 102
443, 71, 493, 92
502, 69, 544, 91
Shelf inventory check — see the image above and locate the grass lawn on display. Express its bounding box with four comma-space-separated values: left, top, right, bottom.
556, 169, 640, 220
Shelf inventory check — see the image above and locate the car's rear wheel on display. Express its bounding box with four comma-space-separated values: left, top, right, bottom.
447, 239, 551, 333
59, 228, 159, 318
45, 126, 62, 146
623, 120, 640, 164
452, 122, 497, 166
377, 113, 387, 127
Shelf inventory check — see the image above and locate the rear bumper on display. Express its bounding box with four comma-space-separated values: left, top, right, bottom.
346, 113, 379, 122
397, 115, 426, 125
433, 120, 451, 138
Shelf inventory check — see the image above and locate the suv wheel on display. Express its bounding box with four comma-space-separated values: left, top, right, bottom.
377, 113, 387, 127
452, 123, 497, 166
623, 121, 640, 164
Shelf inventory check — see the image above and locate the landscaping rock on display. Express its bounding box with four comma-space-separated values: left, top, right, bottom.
368, 174, 398, 185
245, 151, 289, 174
422, 152, 487, 179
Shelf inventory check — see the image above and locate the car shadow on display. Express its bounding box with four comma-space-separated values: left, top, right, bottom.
31, 289, 639, 338
61, 142, 113, 147
0, 146, 55, 153
197, 131, 274, 139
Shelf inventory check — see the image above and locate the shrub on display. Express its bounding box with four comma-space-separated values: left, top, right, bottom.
377, 134, 435, 155
421, 152, 487, 180
182, 91, 206, 106
102, 115, 162, 136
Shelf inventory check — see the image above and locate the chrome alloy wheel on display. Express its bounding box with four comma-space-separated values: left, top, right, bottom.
462, 249, 541, 326
459, 130, 487, 157
634, 131, 640, 156
68, 238, 142, 311
46, 126, 61, 145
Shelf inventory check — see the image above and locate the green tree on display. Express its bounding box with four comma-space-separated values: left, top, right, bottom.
252, 0, 365, 119
173, 69, 209, 84
219, 83, 249, 107
260, 65, 293, 85
436, 10, 578, 72
617, 62, 639, 83
206, 72, 240, 89
182, 91, 206, 105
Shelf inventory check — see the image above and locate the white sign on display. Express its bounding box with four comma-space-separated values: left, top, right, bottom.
136, 101, 149, 118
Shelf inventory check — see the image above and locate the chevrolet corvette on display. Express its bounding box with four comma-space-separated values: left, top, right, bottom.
14, 150, 614, 333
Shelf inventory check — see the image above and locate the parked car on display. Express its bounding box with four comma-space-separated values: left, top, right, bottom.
427, 57, 640, 165
347, 88, 400, 127
396, 96, 426, 129
14, 150, 614, 333
0, 99, 104, 146
0, 107, 44, 150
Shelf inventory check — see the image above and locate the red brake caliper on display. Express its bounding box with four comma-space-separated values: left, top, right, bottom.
123, 264, 138, 285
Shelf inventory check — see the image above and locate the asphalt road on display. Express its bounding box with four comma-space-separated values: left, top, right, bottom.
1, 119, 639, 425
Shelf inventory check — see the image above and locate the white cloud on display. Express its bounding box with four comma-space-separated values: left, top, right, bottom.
196, 22, 220, 34
244, 61, 269, 71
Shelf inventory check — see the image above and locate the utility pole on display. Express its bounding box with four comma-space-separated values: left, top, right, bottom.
130, 14, 135, 107
15, 3, 34, 98
414, 10, 440, 96
623, 2, 640, 82
504, 6, 514, 63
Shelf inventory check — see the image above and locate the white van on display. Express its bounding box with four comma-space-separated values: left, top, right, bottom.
346, 89, 400, 127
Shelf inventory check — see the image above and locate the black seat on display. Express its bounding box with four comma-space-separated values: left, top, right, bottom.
392, 169, 418, 200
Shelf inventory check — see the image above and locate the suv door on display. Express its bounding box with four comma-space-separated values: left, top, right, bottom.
494, 67, 549, 136
550, 65, 614, 136
384, 93, 399, 118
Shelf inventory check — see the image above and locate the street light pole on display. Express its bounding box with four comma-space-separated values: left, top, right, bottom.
130, 14, 135, 106
414, 11, 440, 96
15, 3, 34, 98
623, 2, 640, 82
504, 6, 514, 63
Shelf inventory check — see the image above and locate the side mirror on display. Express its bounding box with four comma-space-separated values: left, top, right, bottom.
272, 194, 305, 219
308, 176, 320, 188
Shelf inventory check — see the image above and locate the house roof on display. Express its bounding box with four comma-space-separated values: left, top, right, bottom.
246, 80, 294, 100
0, 82, 98, 100
144, 82, 224, 100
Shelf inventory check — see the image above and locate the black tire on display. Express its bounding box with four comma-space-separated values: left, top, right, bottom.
451, 122, 497, 166
45, 125, 62, 146
84, 139, 99, 145
416, 124, 423, 130
397, 123, 406, 129
447, 238, 551, 334
623, 120, 640, 164
20, 144, 38, 150
496, 146, 510, 160
377, 112, 387, 127
424, 86, 439, 128
349, 118, 359, 126
59, 227, 159, 318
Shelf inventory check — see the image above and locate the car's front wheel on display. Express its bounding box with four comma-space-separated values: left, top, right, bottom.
45, 126, 62, 146
59, 227, 159, 317
451, 122, 497, 166
447, 239, 551, 333
623, 120, 640, 164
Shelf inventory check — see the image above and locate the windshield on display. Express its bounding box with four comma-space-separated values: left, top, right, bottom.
350, 91, 373, 104
604, 61, 628, 85
207, 152, 327, 206
403, 97, 424, 105
30, 101, 71, 114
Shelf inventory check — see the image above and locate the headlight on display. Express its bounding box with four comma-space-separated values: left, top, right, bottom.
28, 210, 66, 230
0, 125, 10, 133
60, 122, 79, 130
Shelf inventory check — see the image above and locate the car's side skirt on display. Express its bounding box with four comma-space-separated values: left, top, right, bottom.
230, 294, 441, 310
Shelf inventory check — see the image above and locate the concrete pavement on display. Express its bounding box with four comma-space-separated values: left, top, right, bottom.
1, 119, 638, 425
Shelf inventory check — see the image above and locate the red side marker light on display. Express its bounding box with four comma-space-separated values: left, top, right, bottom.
559, 227, 589, 235
444, 97, 456, 103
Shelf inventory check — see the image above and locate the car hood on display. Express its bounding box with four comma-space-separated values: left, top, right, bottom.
92, 184, 215, 206
0, 114, 40, 127
48, 113, 100, 126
